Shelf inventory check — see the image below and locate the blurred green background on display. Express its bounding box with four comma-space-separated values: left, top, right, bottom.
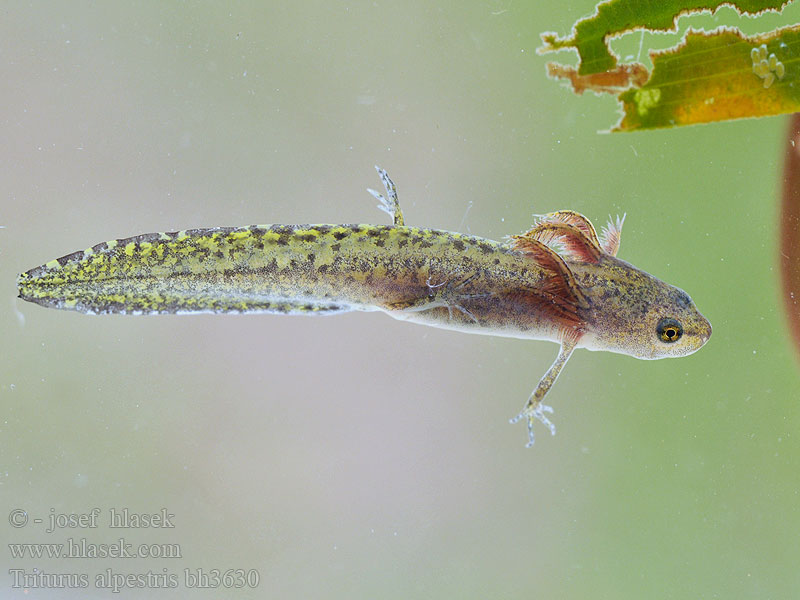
2, 2, 799, 598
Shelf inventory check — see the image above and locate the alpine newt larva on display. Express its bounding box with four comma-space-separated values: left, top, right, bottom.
17, 167, 712, 446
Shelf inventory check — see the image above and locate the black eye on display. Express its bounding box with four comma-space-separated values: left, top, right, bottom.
657, 317, 683, 343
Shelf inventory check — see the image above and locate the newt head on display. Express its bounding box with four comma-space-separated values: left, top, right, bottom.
570, 254, 712, 360
512, 211, 711, 360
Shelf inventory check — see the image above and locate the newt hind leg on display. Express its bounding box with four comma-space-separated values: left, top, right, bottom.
383, 273, 491, 325
366, 165, 404, 226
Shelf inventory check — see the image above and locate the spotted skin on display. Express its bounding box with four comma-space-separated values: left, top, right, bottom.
17, 167, 711, 446
17, 225, 560, 334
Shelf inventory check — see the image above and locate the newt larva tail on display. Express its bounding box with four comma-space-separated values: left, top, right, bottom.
17, 221, 521, 319
16, 224, 450, 315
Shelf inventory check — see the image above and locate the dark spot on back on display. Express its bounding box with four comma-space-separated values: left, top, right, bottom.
271, 225, 293, 236
333, 231, 348, 240
453, 239, 465, 251
58, 252, 79, 266
675, 291, 692, 309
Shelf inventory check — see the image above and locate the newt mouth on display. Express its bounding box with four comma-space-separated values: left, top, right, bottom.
699, 317, 712, 346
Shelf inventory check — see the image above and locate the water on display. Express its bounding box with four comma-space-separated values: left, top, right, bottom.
1, 1, 798, 598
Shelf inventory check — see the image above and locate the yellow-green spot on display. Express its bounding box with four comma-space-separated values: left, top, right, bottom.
139, 242, 155, 258
634, 88, 661, 116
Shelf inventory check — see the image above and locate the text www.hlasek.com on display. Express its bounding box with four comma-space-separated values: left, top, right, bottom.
9, 538, 181, 559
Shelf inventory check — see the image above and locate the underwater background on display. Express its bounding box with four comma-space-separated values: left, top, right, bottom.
2, 2, 799, 598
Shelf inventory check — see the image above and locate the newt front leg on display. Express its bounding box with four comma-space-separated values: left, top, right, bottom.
510, 331, 581, 447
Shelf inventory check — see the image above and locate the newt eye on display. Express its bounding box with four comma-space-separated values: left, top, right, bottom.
657, 318, 683, 343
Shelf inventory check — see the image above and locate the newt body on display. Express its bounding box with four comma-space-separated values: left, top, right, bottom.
17, 168, 711, 445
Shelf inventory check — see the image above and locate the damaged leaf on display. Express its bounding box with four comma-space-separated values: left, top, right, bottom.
616, 26, 800, 130
541, 0, 800, 131
541, 0, 789, 76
